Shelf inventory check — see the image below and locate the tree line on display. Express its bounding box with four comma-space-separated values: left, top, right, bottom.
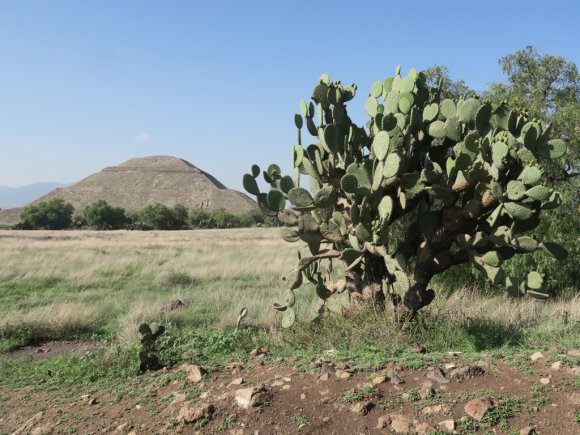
15, 198, 275, 230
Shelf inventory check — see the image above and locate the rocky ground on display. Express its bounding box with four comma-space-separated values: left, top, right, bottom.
1, 346, 579, 434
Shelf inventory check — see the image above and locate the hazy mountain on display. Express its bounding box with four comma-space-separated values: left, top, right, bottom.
0, 182, 69, 209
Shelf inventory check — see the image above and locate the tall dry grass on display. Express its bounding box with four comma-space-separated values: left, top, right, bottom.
0, 229, 577, 348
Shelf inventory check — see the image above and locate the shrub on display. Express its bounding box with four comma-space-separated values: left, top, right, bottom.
19, 198, 74, 230
83, 200, 126, 230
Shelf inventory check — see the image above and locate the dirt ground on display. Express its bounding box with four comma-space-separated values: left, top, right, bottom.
1, 346, 579, 434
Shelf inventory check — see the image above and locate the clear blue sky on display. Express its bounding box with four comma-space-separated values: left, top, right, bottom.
0, 0, 578, 192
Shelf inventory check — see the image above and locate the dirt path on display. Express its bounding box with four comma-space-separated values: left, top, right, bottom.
1, 351, 579, 434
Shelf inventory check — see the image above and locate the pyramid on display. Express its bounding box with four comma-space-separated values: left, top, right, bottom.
0, 156, 255, 225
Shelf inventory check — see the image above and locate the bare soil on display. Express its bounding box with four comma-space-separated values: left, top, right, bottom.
5, 341, 104, 361
1, 350, 579, 434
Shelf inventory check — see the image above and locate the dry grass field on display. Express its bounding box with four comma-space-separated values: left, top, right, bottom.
0, 228, 578, 353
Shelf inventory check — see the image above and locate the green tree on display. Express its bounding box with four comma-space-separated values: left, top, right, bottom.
19, 198, 74, 230
83, 200, 126, 230
139, 203, 188, 230
485, 46, 579, 178
422, 65, 474, 100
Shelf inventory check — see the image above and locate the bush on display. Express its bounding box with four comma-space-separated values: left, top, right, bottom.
19, 198, 74, 230
83, 200, 126, 230
139, 203, 189, 230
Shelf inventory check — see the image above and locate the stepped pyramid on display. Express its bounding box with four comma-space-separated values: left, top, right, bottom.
0, 156, 255, 225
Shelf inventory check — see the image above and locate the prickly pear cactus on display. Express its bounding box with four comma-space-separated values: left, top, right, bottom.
138, 322, 165, 372
243, 68, 569, 326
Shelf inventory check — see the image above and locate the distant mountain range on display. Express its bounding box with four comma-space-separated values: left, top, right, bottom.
0, 183, 70, 209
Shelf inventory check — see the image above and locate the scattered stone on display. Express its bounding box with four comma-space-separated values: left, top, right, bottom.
464, 397, 499, 421
372, 375, 387, 385
14, 412, 44, 435
351, 400, 374, 415
390, 374, 405, 385
319, 373, 330, 381
170, 392, 187, 407
530, 352, 545, 361
438, 419, 456, 431
415, 422, 437, 434
335, 369, 351, 379
160, 299, 185, 312
569, 393, 580, 406
230, 377, 244, 386
448, 365, 485, 380
320, 362, 336, 376
412, 342, 427, 354
249, 347, 268, 358
182, 364, 207, 382
419, 381, 435, 399
426, 367, 449, 384
235, 385, 272, 409
566, 349, 580, 357
177, 402, 215, 424
520, 426, 536, 435
540, 377, 551, 385
550, 361, 563, 370
376, 415, 391, 429
390, 414, 413, 433
421, 403, 449, 415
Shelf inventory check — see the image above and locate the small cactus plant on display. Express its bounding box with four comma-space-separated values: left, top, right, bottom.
138, 322, 165, 373
243, 67, 569, 326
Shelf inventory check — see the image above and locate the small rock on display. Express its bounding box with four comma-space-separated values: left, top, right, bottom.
87, 398, 97, 405
199, 391, 209, 399
160, 299, 185, 312
230, 377, 244, 386
322, 416, 331, 423
444, 363, 456, 370
447, 351, 462, 357
520, 426, 536, 435
390, 414, 413, 433
336, 362, 350, 370
421, 403, 449, 415
438, 419, 455, 431
530, 352, 545, 361
13, 412, 44, 435
335, 369, 351, 379
271, 380, 285, 387
335, 279, 346, 293
419, 381, 435, 399
569, 392, 580, 406
566, 349, 580, 357
464, 397, 498, 421
390, 374, 405, 385
319, 373, 330, 381
412, 343, 427, 354
281, 384, 291, 390
376, 415, 391, 429
113, 423, 130, 434
550, 361, 563, 370
135, 404, 142, 410
320, 362, 336, 376
300, 393, 306, 400
182, 364, 207, 382
426, 367, 449, 384
177, 402, 215, 424
351, 400, 374, 415
282, 377, 291, 382
249, 347, 269, 358
415, 422, 436, 434
448, 365, 485, 380
540, 377, 551, 385
235, 385, 272, 409
372, 376, 387, 385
